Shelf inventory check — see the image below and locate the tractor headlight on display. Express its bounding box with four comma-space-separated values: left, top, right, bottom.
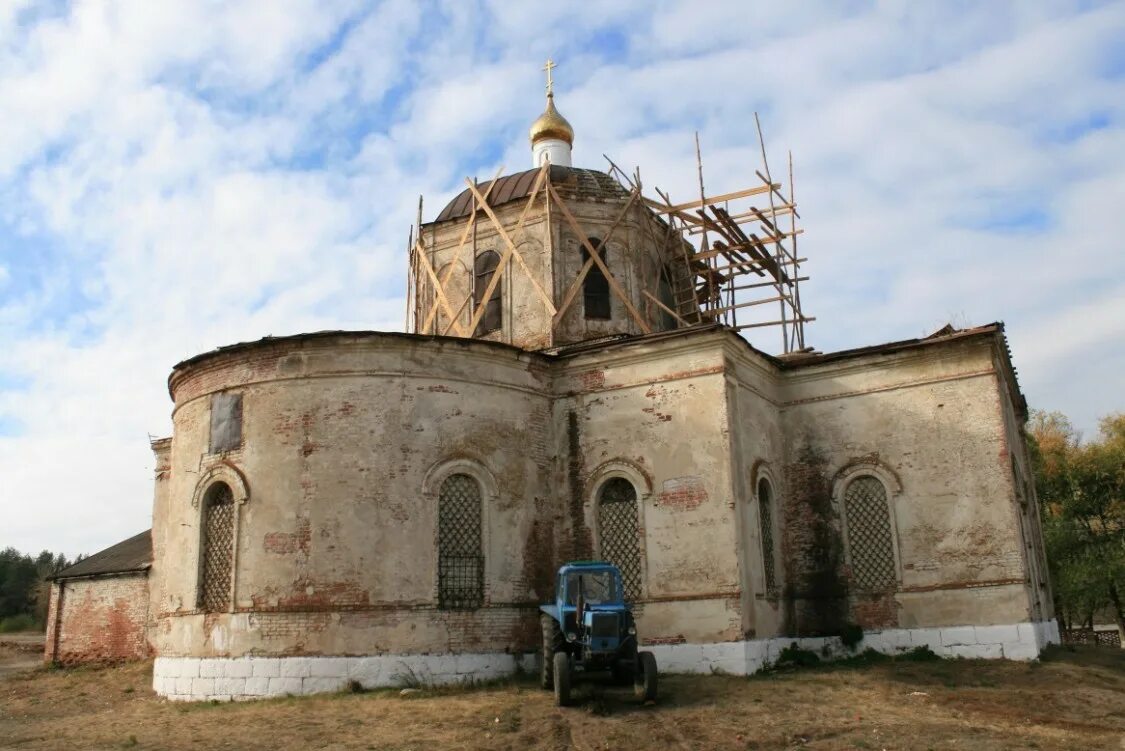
628, 626, 636, 635
566, 632, 577, 642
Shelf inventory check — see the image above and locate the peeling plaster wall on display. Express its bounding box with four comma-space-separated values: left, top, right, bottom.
724, 346, 787, 640
152, 334, 557, 659
769, 336, 1038, 635
991, 349, 1054, 622
147, 325, 1050, 670
555, 333, 743, 645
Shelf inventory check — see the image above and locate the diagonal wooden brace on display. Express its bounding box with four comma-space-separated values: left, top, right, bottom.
553, 188, 640, 326
420, 166, 504, 334
415, 242, 468, 337
547, 182, 651, 334
463, 166, 556, 335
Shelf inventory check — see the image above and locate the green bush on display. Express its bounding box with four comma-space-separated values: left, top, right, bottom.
899, 645, 942, 662
839, 623, 864, 649
776, 643, 821, 668
0, 614, 40, 633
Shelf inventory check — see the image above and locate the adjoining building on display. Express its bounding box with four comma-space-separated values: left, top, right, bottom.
45, 530, 152, 665
45, 66, 1057, 700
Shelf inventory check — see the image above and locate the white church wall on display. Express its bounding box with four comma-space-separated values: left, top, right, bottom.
991, 347, 1054, 623
554, 330, 744, 646
152, 333, 560, 660
774, 332, 1039, 633
723, 345, 789, 641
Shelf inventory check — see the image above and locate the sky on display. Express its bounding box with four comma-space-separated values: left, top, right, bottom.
1, 0, 1123, 556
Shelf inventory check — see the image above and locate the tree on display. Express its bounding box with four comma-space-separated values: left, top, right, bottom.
1029, 411, 1125, 646
0, 547, 77, 629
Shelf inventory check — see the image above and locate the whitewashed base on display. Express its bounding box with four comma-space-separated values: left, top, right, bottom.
649, 619, 1061, 676
153, 620, 1060, 701
153, 652, 537, 702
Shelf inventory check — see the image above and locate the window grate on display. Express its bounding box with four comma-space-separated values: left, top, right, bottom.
438, 474, 483, 610
843, 476, 896, 591
598, 478, 642, 601
758, 478, 778, 595
201, 483, 234, 612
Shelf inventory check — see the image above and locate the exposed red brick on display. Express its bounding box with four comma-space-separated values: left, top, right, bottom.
45, 575, 150, 665
263, 519, 312, 555
851, 593, 898, 629
656, 476, 709, 510
578, 369, 605, 390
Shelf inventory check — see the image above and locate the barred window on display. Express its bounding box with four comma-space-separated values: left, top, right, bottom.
582, 239, 611, 320
473, 251, 502, 335
438, 473, 484, 610
758, 477, 778, 595
200, 482, 235, 612
842, 476, 896, 591
597, 477, 642, 600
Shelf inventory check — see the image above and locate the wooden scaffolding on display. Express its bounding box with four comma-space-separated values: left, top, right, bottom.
604, 116, 812, 354
406, 116, 811, 354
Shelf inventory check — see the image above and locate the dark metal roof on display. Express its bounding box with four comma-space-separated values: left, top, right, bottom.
432, 166, 628, 224
774, 323, 1003, 368
52, 530, 152, 580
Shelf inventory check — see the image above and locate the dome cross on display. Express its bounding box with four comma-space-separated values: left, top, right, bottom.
543, 58, 556, 96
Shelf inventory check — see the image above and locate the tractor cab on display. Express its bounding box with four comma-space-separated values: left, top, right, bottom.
538, 561, 656, 706
547, 562, 631, 655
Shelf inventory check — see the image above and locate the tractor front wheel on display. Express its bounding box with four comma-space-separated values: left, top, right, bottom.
540, 615, 564, 689
553, 651, 572, 707
634, 651, 658, 703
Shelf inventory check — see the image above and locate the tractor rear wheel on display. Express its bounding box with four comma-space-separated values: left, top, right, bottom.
553, 651, 572, 706
540, 614, 564, 689
634, 651, 658, 702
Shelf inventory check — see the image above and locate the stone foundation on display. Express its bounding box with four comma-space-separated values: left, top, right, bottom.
649, 619, 1061, 675
153, 620, 1059, 700
153, 652, 539, 701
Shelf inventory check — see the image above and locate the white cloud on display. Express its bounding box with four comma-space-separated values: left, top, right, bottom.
0, 0, 1122, 555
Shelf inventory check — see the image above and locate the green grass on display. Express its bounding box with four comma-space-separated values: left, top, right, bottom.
0, 615, 41, 633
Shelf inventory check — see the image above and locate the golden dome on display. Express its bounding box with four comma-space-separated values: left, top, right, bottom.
529, 93, 574, 146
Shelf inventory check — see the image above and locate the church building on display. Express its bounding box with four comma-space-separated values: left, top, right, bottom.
45, 67, 1058, 700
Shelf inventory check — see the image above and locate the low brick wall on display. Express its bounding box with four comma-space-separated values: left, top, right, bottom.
45, 573, 151, 665
1061, 628, 1122, 648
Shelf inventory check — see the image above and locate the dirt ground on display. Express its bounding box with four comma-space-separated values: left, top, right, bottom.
1, 645, 1122, 751
0, 633, 44, 680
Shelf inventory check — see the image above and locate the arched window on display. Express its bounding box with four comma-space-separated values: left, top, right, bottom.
597, 477, 641, 600
757, 477, 778, 594
473, 251, 502, 335
842, 476, 896, 591
438, 473, 484, 610
200, 482, 235, 612
582, 239, 611, 320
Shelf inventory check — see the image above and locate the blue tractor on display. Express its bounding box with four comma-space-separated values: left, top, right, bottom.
539, 561, 658, 706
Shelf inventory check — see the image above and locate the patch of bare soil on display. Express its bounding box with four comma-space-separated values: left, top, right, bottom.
0, 646, 1122, 750
0, 632, 44, 681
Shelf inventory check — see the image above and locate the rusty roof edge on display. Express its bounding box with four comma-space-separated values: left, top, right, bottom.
545, 322, 1009, 375
167, 330, 551, 399
543, 323, 730, 359
775, 323, 1003, 369
49, 564, 151, 582
987, 322, 1029, 422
